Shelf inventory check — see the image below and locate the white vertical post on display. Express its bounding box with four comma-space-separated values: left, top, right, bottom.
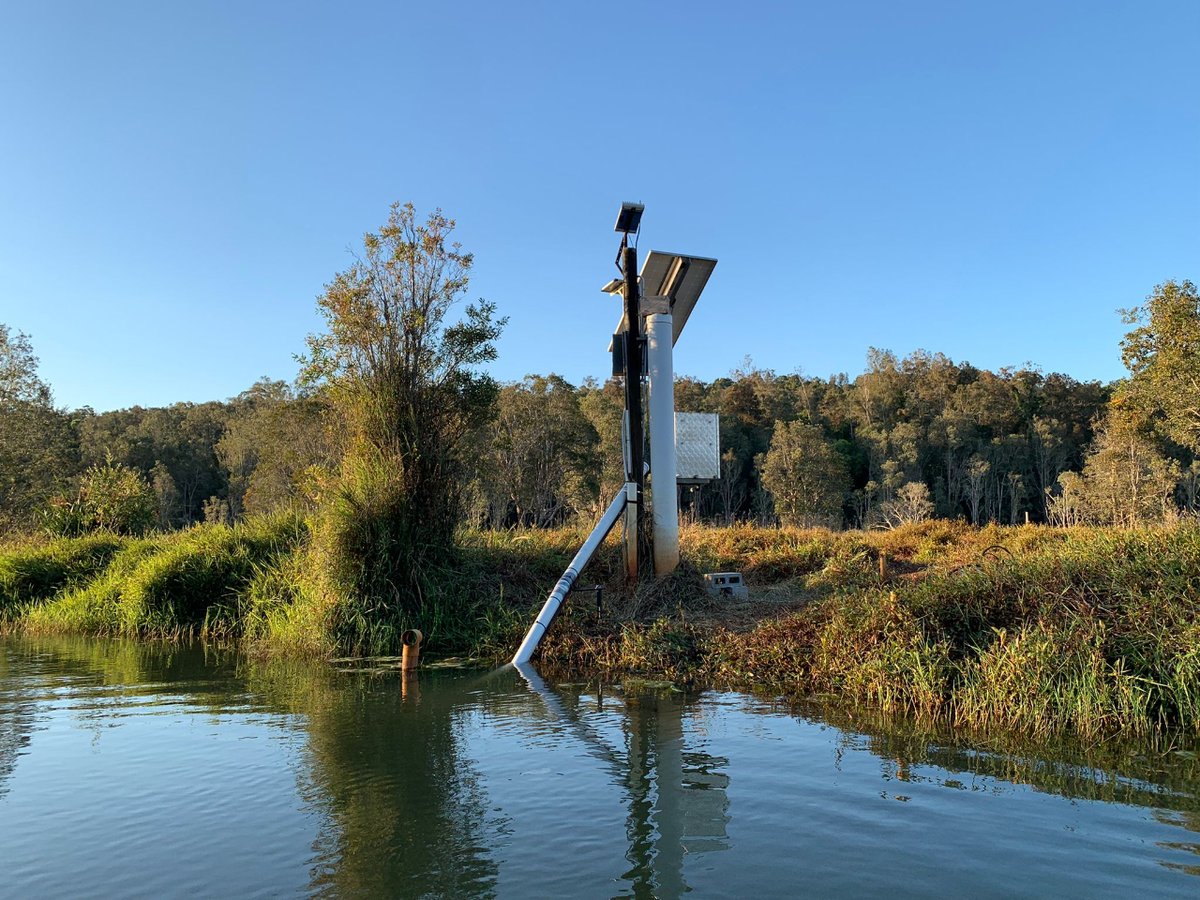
646, 312, 679, 575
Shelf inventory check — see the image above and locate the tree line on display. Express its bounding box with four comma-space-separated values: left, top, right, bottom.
3, 276, 1197, 535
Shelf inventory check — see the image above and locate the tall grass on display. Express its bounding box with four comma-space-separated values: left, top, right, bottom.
0, 533, 126, 613
3, 516, 1198, 736
541, 522, 1200, 737
21, 512, 307, 639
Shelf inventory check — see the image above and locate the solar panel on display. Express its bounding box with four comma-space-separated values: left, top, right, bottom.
608, 250, 718, 346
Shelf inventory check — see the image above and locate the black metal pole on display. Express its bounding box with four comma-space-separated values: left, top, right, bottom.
622, 243, 652, 578
622, 244, 644, 504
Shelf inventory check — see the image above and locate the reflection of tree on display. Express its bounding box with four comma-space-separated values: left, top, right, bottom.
1, 636, 500, 896
0, 635, 239, 796
798, 700, 1200, 826
0, 647, 37, 798
247, 661, 499, 898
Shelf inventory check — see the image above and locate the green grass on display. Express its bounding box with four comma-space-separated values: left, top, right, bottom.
20, 512, 308, 639
3, 517, 1199, 736
0, 533, 126, 614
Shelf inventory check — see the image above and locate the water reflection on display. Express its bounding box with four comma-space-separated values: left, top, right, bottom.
244, 658, 501, 897
1, 636, 1199, 897
802, 701, 1200, 821
0, 646, 37, 798
518, 665, 730, 895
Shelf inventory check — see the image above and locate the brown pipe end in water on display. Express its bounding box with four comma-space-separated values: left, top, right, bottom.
401, 629, 423, 672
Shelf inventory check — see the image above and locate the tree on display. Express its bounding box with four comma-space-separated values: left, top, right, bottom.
965, 456, 989, 524
217, 379, 334, 518
78, 402, 231, 525
758, 421, 849, 527
1121, 280, 1200, 453
578, 377, 627, 512
44, 459, 156, 536
1055, 412, 1179, 526
150, 461, 180, 529
299, 202, 505, 643
480, 375, 599, 527
0, 325, 78, 528
881, 481, 935, 527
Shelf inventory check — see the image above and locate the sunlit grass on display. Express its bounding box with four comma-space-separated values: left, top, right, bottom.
3, 518, 1199, 735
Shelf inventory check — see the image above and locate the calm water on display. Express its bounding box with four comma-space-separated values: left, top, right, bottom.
2, 637, 1199, 898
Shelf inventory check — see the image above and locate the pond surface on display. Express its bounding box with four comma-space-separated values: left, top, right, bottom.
1, 636, 1199, 898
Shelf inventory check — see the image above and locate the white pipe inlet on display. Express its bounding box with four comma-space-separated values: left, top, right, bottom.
511, 486, 630, 665
646, 312, 679, 575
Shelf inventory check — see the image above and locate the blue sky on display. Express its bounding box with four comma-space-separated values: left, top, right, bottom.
1, 1, 1196, 412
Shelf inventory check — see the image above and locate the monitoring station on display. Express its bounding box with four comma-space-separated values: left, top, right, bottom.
513, 203, 719, 665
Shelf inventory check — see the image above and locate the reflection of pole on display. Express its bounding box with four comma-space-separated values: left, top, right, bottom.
653, 693, 685, 898
622, 244, 646, 580
624, 692, 686, 897
646, 312, 679, 574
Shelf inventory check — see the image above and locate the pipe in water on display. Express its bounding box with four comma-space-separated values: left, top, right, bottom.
401, 629, 423, 672
512, 486, 630, 665
646, 312, 679, 575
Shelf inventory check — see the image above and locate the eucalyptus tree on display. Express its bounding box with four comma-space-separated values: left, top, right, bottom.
1121, 279, 1200, 454
299, 202, 505, 638
758, 420, 849, 527
0, 325, 77, 528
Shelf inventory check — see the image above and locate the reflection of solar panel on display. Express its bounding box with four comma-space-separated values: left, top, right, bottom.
610, 250, 718, 345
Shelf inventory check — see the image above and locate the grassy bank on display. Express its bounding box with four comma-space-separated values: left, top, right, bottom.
2, 517, 1198, 736
539, 521, 1200, 737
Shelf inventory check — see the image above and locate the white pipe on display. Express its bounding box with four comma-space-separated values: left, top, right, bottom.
511, 485, 630, 665
646, 312, 679, 574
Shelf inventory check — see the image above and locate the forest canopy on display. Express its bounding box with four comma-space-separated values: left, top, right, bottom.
2, 268, 1196, 536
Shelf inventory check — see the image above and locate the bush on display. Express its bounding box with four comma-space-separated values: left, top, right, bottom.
43, 461, 156, 537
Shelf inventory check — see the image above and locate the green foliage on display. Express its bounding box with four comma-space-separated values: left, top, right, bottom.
1121, 279, 1200, 454
472, 374, 601, 526
80, 460, 157, 534
0, 533, 125, 612
217, 379, 335, 518
22, 513, 308, 638
43, 460, 157, 537
1051, 415, 1179, 526
758, 420, 850, 526
0, 325, 79, 529
297, 203, 505, 650
76, 401, 232, 526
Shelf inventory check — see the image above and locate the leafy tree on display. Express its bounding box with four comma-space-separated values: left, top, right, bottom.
78, 402, 231, 524
0, 325, 78, 528
1053, 413, 1179, 526
479, 375, 599, 526
758, 420, 849, 527
1121, 280, 1200, 453
217, 379, 334, 518
150, 461, 180, 528
299, 202, 505, 640
578, 377, 627, 509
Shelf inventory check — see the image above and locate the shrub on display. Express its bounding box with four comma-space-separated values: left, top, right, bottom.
43, 461, 156, 537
